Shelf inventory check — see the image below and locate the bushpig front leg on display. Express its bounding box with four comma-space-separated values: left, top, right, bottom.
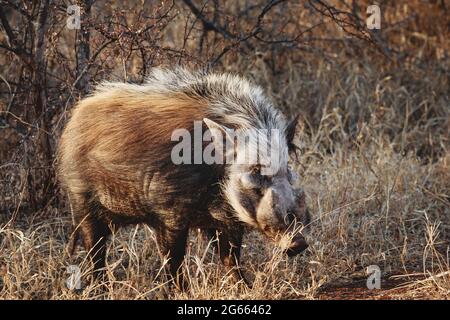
212, 227, 251, 288
156, 226, 189, 290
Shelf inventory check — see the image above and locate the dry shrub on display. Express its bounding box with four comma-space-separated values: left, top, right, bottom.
1, 114, 448, 299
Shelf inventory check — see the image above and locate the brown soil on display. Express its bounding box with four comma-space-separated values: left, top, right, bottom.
318, 275, 423, 300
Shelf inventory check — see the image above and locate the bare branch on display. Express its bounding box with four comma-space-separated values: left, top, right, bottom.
182, 0, 237, 40
0, 6, 17, 48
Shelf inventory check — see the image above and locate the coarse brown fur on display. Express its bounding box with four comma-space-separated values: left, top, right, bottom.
58, 68, 307, 289
58, 81, 247, 287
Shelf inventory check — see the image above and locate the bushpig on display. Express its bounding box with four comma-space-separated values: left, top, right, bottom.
58, 68, 310, 288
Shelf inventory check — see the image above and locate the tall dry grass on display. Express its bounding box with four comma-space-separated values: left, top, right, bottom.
0, 137, 448, 299
1, 59, 448, 298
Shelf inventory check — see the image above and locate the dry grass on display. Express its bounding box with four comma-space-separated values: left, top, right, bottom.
1, 122, 448, 299
0, 0, 449, 299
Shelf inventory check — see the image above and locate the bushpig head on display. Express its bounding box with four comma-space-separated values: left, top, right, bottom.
204, 115, 310, 256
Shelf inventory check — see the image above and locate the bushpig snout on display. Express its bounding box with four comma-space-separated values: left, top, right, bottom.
286, 234, 308, 257
257, 185, 310, 256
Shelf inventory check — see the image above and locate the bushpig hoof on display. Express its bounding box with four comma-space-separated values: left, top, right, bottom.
154, 277, 188, 299
155, 286, 170, 300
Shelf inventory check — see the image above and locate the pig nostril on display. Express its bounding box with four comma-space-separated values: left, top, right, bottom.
284, 212, 296, 225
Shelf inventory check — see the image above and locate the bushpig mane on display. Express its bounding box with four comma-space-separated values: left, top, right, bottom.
143, 67, 288, 131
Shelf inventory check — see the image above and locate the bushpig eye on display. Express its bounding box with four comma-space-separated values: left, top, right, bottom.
251, 165, 261, 176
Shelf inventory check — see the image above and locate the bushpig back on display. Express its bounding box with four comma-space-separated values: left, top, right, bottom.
58, 84, 220, 227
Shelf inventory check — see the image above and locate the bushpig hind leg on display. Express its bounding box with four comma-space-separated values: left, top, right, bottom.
155, 225, 189, 290
69, 192, 111, 278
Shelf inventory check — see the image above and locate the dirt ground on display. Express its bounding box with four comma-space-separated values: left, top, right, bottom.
318, 275, 427, 300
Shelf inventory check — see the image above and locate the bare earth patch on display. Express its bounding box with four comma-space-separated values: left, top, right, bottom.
318, 275, 426, 300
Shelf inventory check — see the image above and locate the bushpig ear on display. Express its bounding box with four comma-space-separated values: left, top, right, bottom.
285, 114, 301, 158
203, 118, 232, 142
204, 117, 226, 132
203, 118, 234, 160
